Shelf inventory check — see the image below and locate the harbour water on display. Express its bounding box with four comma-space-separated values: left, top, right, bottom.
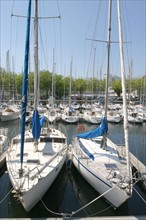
0, 119, 146, 218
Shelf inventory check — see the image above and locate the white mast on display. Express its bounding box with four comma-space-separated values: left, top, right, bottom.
92, 48, 96, 104
69, 56, 73, 107
34, 0, 39, 110
51, 48, 56, 107
117, 0, 132, 194
104, 0, 112, 117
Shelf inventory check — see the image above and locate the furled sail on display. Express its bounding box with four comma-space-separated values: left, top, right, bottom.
32, 110, 45, 140
20, 0, 31, 167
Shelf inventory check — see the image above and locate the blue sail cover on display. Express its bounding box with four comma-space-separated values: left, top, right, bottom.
73, 98, 77, 104
32, 110, 45, 140
79, 141, 94, 160
76, 117, 108, 139
20, 0, 31, 166
40, 115, 45, 127
70, 106, 75, 112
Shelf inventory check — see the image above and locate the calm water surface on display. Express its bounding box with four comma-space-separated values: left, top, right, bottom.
0, 119, 146, 218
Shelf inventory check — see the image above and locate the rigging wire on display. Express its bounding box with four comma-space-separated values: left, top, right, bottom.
57, 0, 61, 19
38, 23, 49, 70
11, 0, 15, 13
83, 2, 97, 78
120, 1, 132, 77
10, 0, 20, 74
39, 0, 49, 71
59, 16, 63, 75
37, 1, 61, 73
10, 0, 16, 50
133, 186, 146, 205
85, 1, 102, 81
13, 17, 19, 73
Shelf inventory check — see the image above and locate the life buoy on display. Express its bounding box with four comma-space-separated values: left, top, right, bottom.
77, 124, 85, 132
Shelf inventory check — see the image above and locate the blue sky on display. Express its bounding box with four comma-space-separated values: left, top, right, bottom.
0, 0, 145, 79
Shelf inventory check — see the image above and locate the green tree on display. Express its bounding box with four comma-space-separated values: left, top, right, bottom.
39, 70, 52, 98
76, 78, 86, 94
112, 80, 122, 97
55, 74, 64, 98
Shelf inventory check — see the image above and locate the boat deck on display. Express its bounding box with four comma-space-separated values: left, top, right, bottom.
73, 137, 129, 185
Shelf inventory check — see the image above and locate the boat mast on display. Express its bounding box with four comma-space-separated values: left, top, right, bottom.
117, 0, 132, 194
104, 0, 112, 117
34, 0, 39, 110
92, 48, 96, 105
52, 48, 55, 107
20, 0, 31, 171
69, 56, 73, 107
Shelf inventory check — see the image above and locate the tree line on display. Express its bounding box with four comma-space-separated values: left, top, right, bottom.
0, 68, 145, 100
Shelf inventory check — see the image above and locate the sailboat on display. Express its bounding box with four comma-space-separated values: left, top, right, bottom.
6, 0, 67, 212
0, 103, 20, 122
61, 57, 79, 123
45, 50, 61, 123
0, 127, 8, 168
71, 0, 133, 208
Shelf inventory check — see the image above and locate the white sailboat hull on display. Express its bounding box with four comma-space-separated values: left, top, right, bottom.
8, 155, 66, 212
72, 155, 129, 208
83, 111, 102, 124
107, 113, 121, 123
48, 113, 61, 123
0, 112, 20, 121
0, 105, 20, 122
61, 113, 79, 123
128, 115, 143, 124
6, 129, 67, 212
72, 137, 132, 208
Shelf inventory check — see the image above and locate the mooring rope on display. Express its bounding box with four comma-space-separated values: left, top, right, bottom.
39, 184, 117, 217
40, 197, 65, 217
70, 185, 117, 217
90, 204, 113, 216
133, 186, 146, 204
0, 186, 14, 204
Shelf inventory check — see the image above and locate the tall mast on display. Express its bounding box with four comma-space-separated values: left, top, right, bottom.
92, 48, 96, 104
117, 0, 132, 194
20, 0, 31, 170
34, 0, 39, 110
104, 0, 112, 117
52, 48, 55, 107
69, 56, 73, 107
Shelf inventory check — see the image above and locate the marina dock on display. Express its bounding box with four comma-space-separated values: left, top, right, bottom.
117, 145, 146, 188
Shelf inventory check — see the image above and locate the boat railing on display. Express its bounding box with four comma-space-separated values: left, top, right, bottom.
7, 147, 66, 187
7, 147, 20, 186
28, 146, 67, 181
107, 138, 121, 155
